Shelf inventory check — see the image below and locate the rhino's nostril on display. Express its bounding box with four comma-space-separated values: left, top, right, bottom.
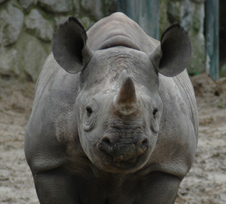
99, 136, 148, 158
102, 137, 111, 145
98, 137, 113, 154
139, 138, 148, 148
138, 138, 148, 155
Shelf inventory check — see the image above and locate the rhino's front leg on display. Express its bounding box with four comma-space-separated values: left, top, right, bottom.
137, 172, 181, 204
33, 168, 79, 204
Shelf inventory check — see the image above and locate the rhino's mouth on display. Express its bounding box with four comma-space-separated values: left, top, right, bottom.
113, 156, 138, 168
114, 158, 138, 169
103, 153, 141, 170
97, 146, 148, 171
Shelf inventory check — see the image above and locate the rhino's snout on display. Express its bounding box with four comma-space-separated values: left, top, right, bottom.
98, 135, 148, 162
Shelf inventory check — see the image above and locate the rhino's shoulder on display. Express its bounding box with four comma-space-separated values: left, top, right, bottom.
159, 70, 198, 137
35, 53, 79, 99
173, 70, 198, 137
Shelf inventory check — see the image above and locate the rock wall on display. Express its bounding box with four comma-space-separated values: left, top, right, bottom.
0, 0, 206, 81
160, 0, 206, 75
0, 0, 117, 81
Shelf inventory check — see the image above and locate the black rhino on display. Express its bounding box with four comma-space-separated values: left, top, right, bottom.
25, 12, 198, 204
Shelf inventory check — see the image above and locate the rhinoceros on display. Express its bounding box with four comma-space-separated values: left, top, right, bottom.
25, 12, 198, 204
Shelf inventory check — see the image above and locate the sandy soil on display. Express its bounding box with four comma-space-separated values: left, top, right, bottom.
0, 73, 226, 204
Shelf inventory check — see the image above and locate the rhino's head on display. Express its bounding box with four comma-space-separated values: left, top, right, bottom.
52, 17, 191, 173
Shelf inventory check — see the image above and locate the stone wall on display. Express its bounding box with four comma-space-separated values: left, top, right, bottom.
160, 0, 206, 75
0, 0, 206, 81
0, 0, 117, 81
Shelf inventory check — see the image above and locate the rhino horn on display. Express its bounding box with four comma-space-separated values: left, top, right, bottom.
114, 74, 138, 115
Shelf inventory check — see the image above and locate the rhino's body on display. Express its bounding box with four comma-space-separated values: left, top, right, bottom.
25, 13, 198, 204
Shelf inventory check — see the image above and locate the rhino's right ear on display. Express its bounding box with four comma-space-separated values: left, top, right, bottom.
52, 17, 93, 74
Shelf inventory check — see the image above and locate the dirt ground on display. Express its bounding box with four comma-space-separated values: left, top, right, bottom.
0, 73, 226, 204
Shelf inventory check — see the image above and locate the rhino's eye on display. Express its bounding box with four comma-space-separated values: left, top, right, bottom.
153, 108, 158, 119
86, 106, 93, 117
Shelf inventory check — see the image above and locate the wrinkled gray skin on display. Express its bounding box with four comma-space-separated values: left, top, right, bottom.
25, 12, 198, 204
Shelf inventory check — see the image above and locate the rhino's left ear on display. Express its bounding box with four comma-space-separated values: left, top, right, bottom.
52, 17, 93, 74
150, 23, 191, 77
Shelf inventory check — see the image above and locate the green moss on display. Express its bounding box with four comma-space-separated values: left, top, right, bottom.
159, 0, 171, 37
15, 32, 50, 81
101, 0, 117, 17
220, 61, 226, 77
188, 33, 205, 75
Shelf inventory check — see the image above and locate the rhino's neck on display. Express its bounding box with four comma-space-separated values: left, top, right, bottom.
98, 34, 141, 51
86, 14, 158, 53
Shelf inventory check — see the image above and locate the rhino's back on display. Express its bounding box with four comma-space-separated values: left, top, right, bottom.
87, 12, 159, 53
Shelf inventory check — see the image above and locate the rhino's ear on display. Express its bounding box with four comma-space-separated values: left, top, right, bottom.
150, 23, 191, 77
52, 17, 93, 74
